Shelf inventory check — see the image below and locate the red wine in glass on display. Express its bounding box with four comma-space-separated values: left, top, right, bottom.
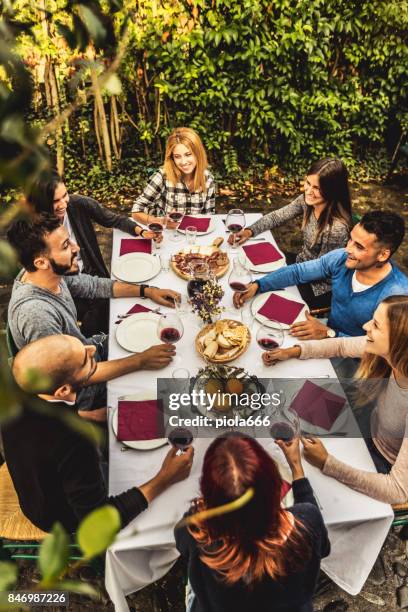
148, 222, 163, 233
270, 422, 295, 441
160, 327, 181, 343
227, 223, 243, 234
256, 324, 284, 350
229, 281, 248, 292
168, 427, 193, 451
169, 212, 183, 223
257, 337, 279, 350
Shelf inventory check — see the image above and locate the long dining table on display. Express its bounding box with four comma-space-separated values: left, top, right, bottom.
105, 214, 393, 611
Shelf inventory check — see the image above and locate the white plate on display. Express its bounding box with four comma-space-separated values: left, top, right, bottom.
112, 253, 161, 283
111, 393, 168, 450
116, 312, 160, 353
177, 216, 216, 236
238, 243, 285, 273
251, 290, 307, 330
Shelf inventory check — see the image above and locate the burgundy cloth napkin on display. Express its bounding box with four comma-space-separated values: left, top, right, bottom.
120, 238, 152, 256
117, 399, 164, 441
178, 215, 210, 232
242, 242, 283, 265
116, 303, 152, 324
258, 293, 304, 326
290, 380, 346, 430
281, 480, 292, 500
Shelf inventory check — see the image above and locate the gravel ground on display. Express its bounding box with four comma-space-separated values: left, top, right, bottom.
2, 176, 407, 611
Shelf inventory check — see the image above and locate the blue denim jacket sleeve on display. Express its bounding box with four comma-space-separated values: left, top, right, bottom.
257, 249, 346, 293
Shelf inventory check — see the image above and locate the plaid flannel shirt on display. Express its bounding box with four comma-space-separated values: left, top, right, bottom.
132, 169, 216, 216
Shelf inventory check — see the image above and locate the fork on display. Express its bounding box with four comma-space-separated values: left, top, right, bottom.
115, 306, 163, 321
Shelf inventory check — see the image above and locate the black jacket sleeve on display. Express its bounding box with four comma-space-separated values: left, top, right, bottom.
292, 478, 320, 507
76, 194, 139, 235
291, 479, 330, 559
58, 433, 147, 528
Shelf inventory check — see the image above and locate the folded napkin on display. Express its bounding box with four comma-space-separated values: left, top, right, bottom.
178, 215, 210, 232
290, 380, 346, 430
117, 399, 164, 441
120, 238, 152, 256
258, 293, 304, 326
281, 480, 292, 500
242, 242, 282, 265
116, 303, 152, 324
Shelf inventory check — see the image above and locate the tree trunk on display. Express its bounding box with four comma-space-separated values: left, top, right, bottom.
88, 48, 112, 171
110, 96, 121, 159
38, 0, 64, 174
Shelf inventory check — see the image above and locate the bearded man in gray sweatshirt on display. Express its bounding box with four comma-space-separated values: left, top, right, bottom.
7, 214, 180, 418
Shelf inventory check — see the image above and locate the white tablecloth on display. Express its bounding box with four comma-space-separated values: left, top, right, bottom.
105, 215, 393, 611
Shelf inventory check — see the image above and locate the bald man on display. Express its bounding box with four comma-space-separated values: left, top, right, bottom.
2, 335, 193, 533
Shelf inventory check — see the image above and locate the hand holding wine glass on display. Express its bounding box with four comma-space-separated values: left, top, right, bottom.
275, 437, 305, 480
167, 426, 195, 455
226, 209, 246, 251
147, 213, 166, 247
228, 259, 253, 293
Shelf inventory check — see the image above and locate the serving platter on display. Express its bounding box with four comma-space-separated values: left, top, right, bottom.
196, 319, 251, 363
171, 238, 229, 280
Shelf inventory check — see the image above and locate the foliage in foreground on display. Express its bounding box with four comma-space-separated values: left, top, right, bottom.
0, 505, 121, 609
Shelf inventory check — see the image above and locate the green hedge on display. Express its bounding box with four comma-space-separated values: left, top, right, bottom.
121, 0, 407, 171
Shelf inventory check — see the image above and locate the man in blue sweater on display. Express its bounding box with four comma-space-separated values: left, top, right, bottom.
234, 211, 407, 338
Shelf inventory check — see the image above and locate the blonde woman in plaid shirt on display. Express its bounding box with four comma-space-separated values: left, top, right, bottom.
132, 127, 216, 228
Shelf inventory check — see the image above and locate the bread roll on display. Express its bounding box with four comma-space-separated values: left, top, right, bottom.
203, 340, 218, 358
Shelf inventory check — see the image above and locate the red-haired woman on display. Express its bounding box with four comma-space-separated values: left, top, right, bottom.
175, 434, 330, 612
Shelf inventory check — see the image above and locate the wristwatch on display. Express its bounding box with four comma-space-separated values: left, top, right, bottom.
140, 228, 147, 237
139, 284, 149, 298
326, 328, 336, 338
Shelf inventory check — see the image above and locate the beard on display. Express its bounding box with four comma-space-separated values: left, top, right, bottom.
49, 255, 79, 276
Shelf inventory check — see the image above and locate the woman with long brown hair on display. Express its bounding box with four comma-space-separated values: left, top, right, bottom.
175, 434, 330, 611
229, 157, 352, 309
263, 295, 408, 504
132, 127, 215, 227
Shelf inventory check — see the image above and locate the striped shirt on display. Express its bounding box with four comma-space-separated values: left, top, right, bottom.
132, 169, 216, 217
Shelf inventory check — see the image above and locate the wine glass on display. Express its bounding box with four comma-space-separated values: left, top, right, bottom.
228, 259, 252, 293
167, 426, 194, 455
148, 213, 166, 250
226, 209, 246, 251
157, 312, 184, 345
256, 323, 284, 351
167, 208, 184, 242
269, 403, 300, 442
174, 294, 190, 317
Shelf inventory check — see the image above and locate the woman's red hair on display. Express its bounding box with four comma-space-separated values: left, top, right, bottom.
189, 434, 311, 585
